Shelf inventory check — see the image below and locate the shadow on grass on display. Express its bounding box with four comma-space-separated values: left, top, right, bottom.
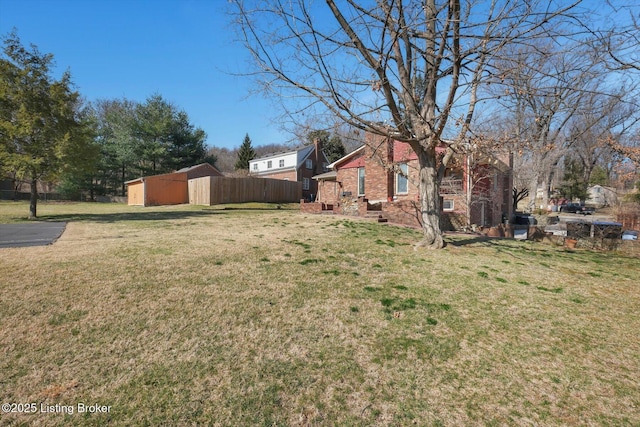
447, 235, 496, 247
35, 204, 298, 223
37, 210, 226, 223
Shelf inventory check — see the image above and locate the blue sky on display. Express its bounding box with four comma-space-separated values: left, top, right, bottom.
0, 0, 290, 150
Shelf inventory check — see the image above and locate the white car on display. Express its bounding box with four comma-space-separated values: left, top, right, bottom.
622, 230, 638, 241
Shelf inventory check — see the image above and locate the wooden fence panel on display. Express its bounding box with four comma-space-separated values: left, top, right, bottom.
188, 176, 302, 205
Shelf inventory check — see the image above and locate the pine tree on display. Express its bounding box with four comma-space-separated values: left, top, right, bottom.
307, 130, 345, 163
235, 134, 255, 170
559, 157, 589, 202
0, 31, 98, 218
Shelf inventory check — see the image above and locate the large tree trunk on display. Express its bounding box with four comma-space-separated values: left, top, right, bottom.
416, 149, 444, 249
29, 178, 38, 220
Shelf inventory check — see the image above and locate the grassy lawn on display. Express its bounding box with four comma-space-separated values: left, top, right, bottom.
0, 201, 638, 426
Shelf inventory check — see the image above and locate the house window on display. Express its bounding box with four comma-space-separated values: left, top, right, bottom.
252, 163, 257, 171
443, 199, 454, 211
267, 160, 272, 169
303, 177, 310, 190
306, 159, 313, 169
357, 167, 365, 196
322, 162, 329, 172
279, 159, 285, 168
396, 163, 408, 194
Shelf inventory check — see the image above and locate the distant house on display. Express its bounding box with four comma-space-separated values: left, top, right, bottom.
249, 140, 330, 200
307, 132, 513, 230
587, 185, 618, 208
126, 163, 222, 206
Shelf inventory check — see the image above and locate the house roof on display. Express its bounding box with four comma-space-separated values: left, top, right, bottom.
250, 144, 323, 174
295, 145, 316, 169
125, 170, 187, 185
328, 145, 366, 169
252, 145, 311, 162
312, 170, 337, 180
125, 163, 222, 185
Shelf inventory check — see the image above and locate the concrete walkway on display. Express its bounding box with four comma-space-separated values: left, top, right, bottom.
0, 222, 67, 248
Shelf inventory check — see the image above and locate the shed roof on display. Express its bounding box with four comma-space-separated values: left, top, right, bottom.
176, 163, 221, 175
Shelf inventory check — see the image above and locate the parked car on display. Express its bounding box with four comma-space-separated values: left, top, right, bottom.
513, 213, 537, 225
580, 206, 595, 215
559, 203, 594, 215
622, 230, 638, 241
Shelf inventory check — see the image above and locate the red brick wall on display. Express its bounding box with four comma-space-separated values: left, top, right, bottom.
363, 135, 393, 201
300, 201, 324, 214
316, 180, 335, 204
392, 159, 419, 201
337, 168, 358, 198
260, 169, 297, 181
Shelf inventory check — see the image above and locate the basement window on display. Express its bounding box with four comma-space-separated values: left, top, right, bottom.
443, 199, 454, 211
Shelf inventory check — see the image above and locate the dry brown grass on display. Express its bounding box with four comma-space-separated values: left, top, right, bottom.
0, 201, 638, 426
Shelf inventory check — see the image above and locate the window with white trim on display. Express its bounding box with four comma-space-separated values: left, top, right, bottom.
443, 199, 454, 211
357, 167, 365, 196
305, 159, 313, 169
252, 163, 258, 171
279, 159, 285, 168
267, 160, 272, 168
396, 163, 408, 194
302, 177, 310, 190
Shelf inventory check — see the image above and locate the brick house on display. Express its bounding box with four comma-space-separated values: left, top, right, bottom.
249, 140, 330, 201
307, 132, 513, 230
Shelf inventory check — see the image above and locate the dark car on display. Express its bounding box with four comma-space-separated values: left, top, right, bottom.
560, 203, 582, 213
560, 203, 593, 214
513, 213, 537, 225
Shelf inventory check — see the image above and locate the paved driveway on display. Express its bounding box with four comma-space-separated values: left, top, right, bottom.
0, 222, 67, 248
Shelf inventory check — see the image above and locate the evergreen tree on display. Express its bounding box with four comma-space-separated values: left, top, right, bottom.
91, 95, 210, 195
0, 31, 99, 218
307, 130, 345, 163
235, 133, 255, 170
559, 157, 589, 202
588, 166, 608, 186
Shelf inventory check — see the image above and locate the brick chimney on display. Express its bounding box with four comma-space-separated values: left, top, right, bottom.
364, 131, 394, 202
313, 137, 323, 175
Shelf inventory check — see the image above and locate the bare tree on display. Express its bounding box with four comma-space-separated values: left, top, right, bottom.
487, 37, 628, 211
593, 4, 640, 72
231, 0, 586, 248
569, 97, 638, 189
590, 5, 640, 170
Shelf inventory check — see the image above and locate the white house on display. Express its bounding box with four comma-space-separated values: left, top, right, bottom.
249, 141, 329, 200
587, 185, 618, 208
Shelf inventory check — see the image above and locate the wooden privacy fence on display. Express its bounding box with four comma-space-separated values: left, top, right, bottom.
188, 176, 302, 205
